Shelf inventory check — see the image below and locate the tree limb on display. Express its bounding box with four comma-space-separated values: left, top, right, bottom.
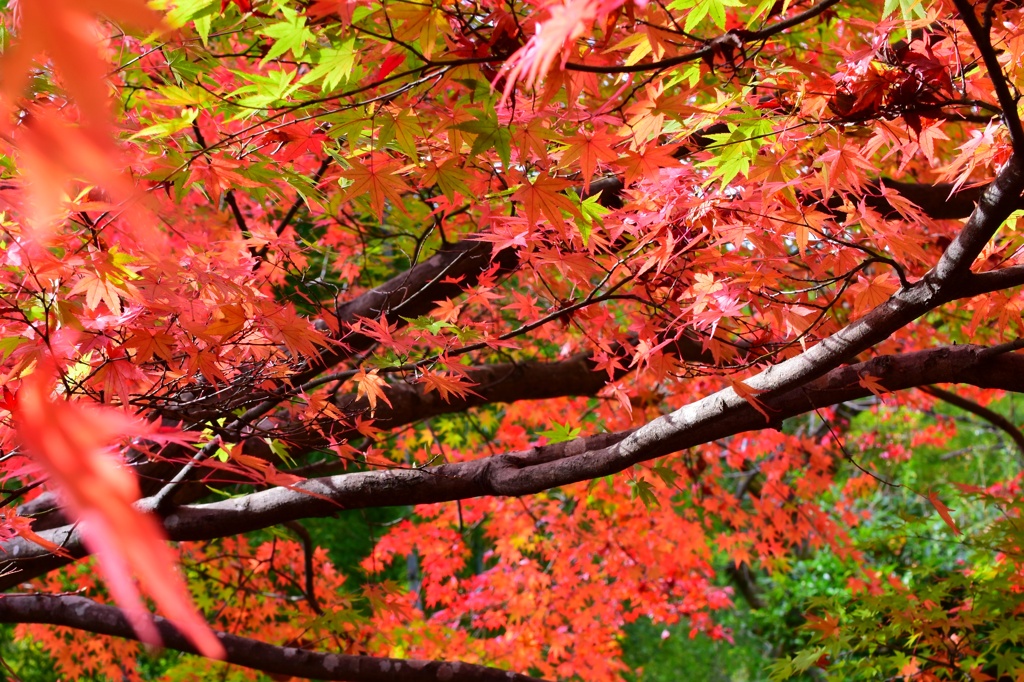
919, 385, 1024, 457
0, 594, 548, 682
10, 149, 1024, 586
562, 0, 842, 74
6, 344, 1024, 587
951, 0, 1024, 153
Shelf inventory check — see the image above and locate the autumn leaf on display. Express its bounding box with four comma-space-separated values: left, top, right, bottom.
560, 129, 622, 193
93, 348, 148, 406
263, 307, 328, 359
422, 159, 473, 201
500, 0, 634, 96
12, 365, 224, 659
1, 0, 165, 131
925, 490, 961, 536
616, 143, 681, 186
852, 273, 899, 318
418, 371, 481, 403
727, 375, 773, 423
339, 154, 410, 223
14, 106, 149, 241
512, 173, 582, 227
353, 368, 392, 415
858, 373, 887, 398
186, 154, 263, 201
222, 0, 253, 12
4, 514, 71, 557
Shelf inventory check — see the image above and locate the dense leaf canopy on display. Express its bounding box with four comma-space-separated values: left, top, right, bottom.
1, 0, 1024, 678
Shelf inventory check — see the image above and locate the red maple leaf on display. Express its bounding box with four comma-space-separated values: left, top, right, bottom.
12, 364, 224, 659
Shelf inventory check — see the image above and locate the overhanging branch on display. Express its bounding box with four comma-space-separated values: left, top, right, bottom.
5, 344, 1024, 587
0, 594, 548, 682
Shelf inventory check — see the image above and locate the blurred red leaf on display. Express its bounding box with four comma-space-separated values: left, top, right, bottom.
926, 490, 962, 536
12, 365, 224, 659
2, 0, 165, 130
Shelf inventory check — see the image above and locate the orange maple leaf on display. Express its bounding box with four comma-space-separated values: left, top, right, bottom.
561, 129, 622, 192
12, 365, 224, 659
727, 375, 773, 423
4, 513, 72, 557
353, 368, 392, 415
187, 154, 263, 201
616, 143, 681, 186
68, 267, 138, 316
852, 273, 899, 318
512, 173, 582, 227
339, 154, 410, 222
858, 372, 887, 398
419, 371, 481, 403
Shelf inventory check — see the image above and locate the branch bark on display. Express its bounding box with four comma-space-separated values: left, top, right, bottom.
6, 344, 1024, 586
0, 594, 548, 682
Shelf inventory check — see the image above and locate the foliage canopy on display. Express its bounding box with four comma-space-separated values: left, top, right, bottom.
1, 0, 1024, 678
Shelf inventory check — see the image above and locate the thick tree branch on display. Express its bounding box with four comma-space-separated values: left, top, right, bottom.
10, 150, 1024, 556
931, 155, 1024, 282
12, 152, 1024, 585
958, 264, 1024, 295
17, 336, 712, 527
748, 149, 1024, 405
160, 347, 1024, 531
6, 344, 1024, 587
0, 594, 548, 682
280, 335, 713, 453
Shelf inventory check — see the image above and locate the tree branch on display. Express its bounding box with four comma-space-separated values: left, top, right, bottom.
951, 0, 1024, 153
0, 594, 548, 682
16, 336, 712, 527
957, 264, 1024, 295
277, 335, 713, 455
562, 0, 842, 74
919, 385, 1024, 456
145, 239, 522, 508
12, 149, 1024, 584
931, 154, 1024, 283
6, 344, 1024, 586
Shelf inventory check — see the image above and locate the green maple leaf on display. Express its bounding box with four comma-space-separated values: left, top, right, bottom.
456, 112, 512, 168
303, 37, 359, 92
260, 9, 315, 62
540, 421, 581, 444
631, 477, 660, 509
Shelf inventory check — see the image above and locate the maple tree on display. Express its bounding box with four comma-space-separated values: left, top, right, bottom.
1, 0, 1024, 677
